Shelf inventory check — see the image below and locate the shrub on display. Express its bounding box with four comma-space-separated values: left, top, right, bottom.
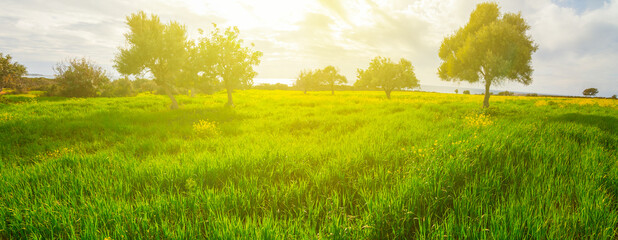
497, 91, 514, 96
463, 90, 471, 95
253, 83, 290, 90
102, 77, 135, 97
132, 78, 160, 94
54, 58, 109, 97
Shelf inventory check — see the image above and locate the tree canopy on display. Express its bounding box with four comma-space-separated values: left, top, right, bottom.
355, 57, 419, 99
114, 11, 189, 109
438, 2, 537, 108
317, 66, 347, 95
0, 53, 27, 93
195, 25, 262, 107
182, 33, 220, 96
295, 69, 319, 94
583, 88, 599, 97
295, 66, 346, 94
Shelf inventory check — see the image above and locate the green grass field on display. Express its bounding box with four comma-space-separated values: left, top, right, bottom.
1, 90, 617, 239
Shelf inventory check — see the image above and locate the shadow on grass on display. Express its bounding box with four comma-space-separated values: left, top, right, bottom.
551, 113, 617, 133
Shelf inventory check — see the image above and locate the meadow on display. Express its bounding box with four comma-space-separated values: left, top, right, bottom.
0, 90, 617, 239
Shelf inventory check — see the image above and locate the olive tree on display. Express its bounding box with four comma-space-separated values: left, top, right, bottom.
582, 88, 598, 97
114, 11, 189, 109
295, 69, 319, 94
438, 2, 538, 108
355, 57, 419, 99
195, 25, 262, 107
317, 66, 347, 95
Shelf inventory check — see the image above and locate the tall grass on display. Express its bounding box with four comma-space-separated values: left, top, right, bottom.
1, 90, 616, 239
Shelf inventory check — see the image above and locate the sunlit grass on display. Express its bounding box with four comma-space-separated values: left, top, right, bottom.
0, 90, 616, 239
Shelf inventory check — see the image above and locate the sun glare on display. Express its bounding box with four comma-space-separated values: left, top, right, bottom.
184, 0, 314, 30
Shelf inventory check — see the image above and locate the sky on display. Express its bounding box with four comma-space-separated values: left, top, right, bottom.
0, 0, 616, 97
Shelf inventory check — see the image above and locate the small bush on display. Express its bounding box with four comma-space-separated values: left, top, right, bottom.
463, 90, 471, 95
253, 83, 290, 90
132, 78, 160, 94
497, 91, 514, 96
54, 58, 109, 97
102, 77, 135, 97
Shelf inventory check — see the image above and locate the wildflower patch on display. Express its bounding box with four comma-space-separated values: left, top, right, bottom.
0, 112, 13, 122
465, 113, 493, 127
193, 120, 219, 137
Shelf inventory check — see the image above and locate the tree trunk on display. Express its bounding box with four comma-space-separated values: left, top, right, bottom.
331, 85, 335, 95
483, 81, 491, 108
190, 88, 196, 98
385, 90, 392, 99
167, 89, 179, 110
304, 89, 307, 94
226, 87, 234, 107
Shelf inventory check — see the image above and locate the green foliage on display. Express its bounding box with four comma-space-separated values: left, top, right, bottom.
463, 90, 471, 95
1, 91, 616, 239
0, 53, 27, 92
12, 77, 57, 94
54, 58, 110, 98
497, 90, 514, 96
295, 66, 347, 95
114, 11, 189, 108
102, 77, 135, 97
132, 78, 160, 94
356, 56, 419, 99
180, 36, 220, 96
114, 13, 260, 107
317, 65, 347, 95
294, 69, 320, 94
583, 88, 599, 97
195, 25, 262, 106
253, 83, 290, 90
438, 2, 537, 107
